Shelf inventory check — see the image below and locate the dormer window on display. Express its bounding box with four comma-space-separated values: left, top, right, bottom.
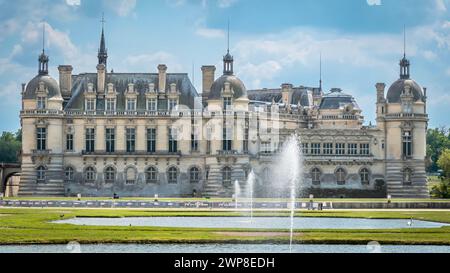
147, 98, 157, 111
37, 96, 46, 109
168, 99, 177, 111
106, 98, 115, 111
223, 97, 232, 110
87, 83, 95, 93
127, 98, 136, 111
86, 98, 96, 111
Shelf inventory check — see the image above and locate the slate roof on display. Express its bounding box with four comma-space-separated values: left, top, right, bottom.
65, 73, 199, 111
319, 88, 360, 110
247, 86, 316, 107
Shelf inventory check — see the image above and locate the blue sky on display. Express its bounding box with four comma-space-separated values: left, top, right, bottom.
0, 0, 449, 132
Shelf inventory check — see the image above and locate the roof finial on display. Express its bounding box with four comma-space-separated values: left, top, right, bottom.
98, 12, 108, 67
403, 24, 406, 58
227, 19, 230, 54
319, 51, 322, 91
42, 20, 46, 54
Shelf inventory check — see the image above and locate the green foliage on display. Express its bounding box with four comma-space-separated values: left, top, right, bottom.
431, 179, 450, 199
426, 127, 450, 173
0, 129, 22, 163
438, 149, 450, 178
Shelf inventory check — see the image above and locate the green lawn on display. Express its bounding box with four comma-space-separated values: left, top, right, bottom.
1, 208, 450, 245
3, 196, 450, 203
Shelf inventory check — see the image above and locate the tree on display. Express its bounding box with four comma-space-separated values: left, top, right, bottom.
437, 149, 450, 178
0, 129, 21, 163
426, 127, 450, 172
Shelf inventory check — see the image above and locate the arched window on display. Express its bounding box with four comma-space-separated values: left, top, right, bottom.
65, 167, 74, 182
126, 167, 136, 184
222, 166, 232, 186
403, 168, 412, 185
104, 166, 115, 183
168, 167, 178, 184
85, 166, 96, 183
189, 167, 200, 183
335, 168, 346, 185
311, 168, 321, 185
360, 168, 370, 184
146, 166, 158, 184
37, 166, 46, 182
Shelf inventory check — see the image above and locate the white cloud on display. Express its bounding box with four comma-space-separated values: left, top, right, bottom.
123, 51, 183, 72
66, 0, 80, 6
106, 0, 137, 17
366, 0, 381, 6
0, 82, 21, 103
435, 0, 447, 12
217, 0, 238, 8
422, 50, 437, 60
195, 27, 225, 38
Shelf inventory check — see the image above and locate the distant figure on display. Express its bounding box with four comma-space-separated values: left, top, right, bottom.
407, 217, 413, 227
192, 189, 197, 197
113, 193, 119, 199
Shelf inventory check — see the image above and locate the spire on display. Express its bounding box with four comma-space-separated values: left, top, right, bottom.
98, 13, 108, 67
223, 19, 234, 75
319, 52, 322, 91
38, 21, 49, 75
399, 25, 410, 79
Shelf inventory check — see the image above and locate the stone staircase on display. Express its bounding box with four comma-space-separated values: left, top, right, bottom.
18, 162, 66, 197
385, 161, 429, 198
202, 163, 247, 197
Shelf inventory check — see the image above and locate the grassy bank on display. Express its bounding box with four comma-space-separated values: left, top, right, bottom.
0, 208, 450, 245
3, 196, 450, 203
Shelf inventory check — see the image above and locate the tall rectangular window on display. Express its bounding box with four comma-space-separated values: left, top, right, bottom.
127, 99, 136, 111
323, 143, 333, 155
360, 143, 370, 155
106, 128, 115, 153
243, 128, 249, 153
126, 128, 136, 153
348, 143, 358, 155
261, 141, 271, 154
85, 128, 95, 152
147, 98, 157, 111
206, 127, 212, 155
222, 126, 232, 151
37, 97, 46, 109
147, 128, 156, 153
66, 133, 73, 151
336, 143, 345, 155
311, 143, 321, 155
402, 131, 412, 157
168, 128, 178, 153
223, 97, 232, 110
36, 127, 46, 151
86, 99, 95, 111
106, 98, 115, 111
301, 143, 309, 154
168, 99, 177, 111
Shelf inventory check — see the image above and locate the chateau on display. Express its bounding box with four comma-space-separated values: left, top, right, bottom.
18, 25, 429, 198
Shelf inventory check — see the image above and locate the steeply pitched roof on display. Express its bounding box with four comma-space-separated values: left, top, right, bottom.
65, 73, 199, 111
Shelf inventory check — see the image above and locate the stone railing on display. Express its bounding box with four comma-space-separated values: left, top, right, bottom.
384, 113, 428, 119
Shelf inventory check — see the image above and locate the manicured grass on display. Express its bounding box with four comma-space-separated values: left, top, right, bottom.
3, 196, 450, 203
0, 208, 450, 245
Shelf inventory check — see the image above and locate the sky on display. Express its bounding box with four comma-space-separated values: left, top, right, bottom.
0, 0, 449, 132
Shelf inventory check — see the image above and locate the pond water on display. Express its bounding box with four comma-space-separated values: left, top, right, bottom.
53, 217, 448, 230
0, 243, 449, 253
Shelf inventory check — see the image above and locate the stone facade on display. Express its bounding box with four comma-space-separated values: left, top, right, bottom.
18, 29, 429, 198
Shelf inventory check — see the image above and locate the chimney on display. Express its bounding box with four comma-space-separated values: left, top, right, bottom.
58, 65, 73, 98
201, 65, 216, 95
375, 83, 385, 103
158, 64, 167, 93
281, 83, 293, 105
97, 63, 106, 97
